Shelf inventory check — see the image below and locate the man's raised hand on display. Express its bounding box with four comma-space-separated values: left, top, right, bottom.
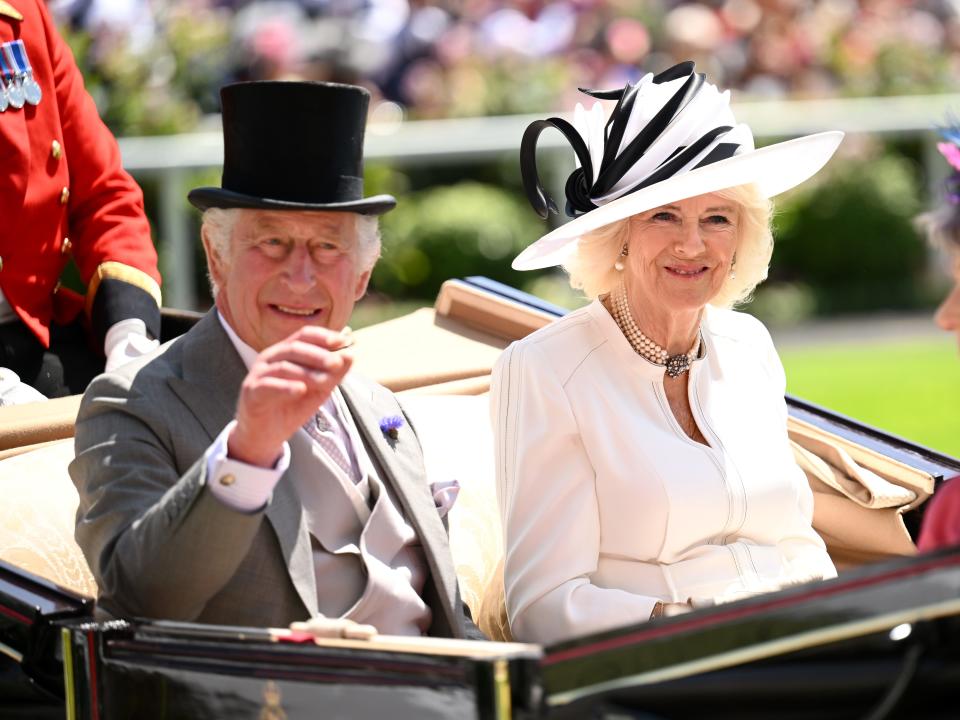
228, 326, 354, 467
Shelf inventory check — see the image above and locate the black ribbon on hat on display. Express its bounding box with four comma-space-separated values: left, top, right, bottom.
520, 61, 741, 220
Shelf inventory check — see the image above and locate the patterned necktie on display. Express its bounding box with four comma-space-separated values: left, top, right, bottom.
303, 404, 358, 482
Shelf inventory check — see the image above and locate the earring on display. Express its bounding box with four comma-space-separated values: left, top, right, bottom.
614, 244, 628, 272
729, 253, 737, 280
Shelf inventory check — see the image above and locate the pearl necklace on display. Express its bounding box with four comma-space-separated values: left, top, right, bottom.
610, 283, 701, 378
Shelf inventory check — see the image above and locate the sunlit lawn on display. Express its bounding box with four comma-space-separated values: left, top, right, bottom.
781, 338, 960, 458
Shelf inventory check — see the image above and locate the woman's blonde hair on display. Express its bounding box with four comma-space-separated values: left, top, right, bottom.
563, 184, 773, 308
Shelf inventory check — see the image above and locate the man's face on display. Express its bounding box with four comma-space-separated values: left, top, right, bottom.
205, 209, 370, 351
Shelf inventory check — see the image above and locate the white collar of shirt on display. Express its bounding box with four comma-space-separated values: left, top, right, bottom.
216, 310, 259, 371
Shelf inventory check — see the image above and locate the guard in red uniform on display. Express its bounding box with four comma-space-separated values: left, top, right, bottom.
0, 0, 161, 398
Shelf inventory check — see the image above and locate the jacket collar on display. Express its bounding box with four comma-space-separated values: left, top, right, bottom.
340, 376, 461, 634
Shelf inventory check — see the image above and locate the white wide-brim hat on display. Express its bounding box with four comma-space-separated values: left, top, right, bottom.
514, 61, 844, 271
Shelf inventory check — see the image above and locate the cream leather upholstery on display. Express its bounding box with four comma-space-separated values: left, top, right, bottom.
401, 394, 510, 640
0, 438, 97, 598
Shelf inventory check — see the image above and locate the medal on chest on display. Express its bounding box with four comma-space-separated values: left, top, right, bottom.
0, 39, 41, 111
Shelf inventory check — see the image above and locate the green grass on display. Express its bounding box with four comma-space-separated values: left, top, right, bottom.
781, 338, 960, 459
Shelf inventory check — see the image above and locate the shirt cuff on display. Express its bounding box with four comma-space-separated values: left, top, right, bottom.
205, 420, 291, 512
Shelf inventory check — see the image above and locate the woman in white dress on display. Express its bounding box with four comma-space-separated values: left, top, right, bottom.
491, 62, 844, 645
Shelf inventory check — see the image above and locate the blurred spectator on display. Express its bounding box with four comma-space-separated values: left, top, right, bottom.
54, 1, 960, 131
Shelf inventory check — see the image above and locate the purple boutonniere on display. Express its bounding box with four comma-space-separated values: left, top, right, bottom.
379, 415, 404, 440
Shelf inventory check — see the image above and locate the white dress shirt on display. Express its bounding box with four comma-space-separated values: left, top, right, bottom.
491, 300, 837, 645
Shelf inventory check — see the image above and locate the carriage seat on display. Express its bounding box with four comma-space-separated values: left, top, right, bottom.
0, 393, 505, 635
0, 438, 97, 597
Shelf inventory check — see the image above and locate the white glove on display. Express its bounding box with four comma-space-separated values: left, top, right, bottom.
0, 367, 47, 406
104, 318, 160, 372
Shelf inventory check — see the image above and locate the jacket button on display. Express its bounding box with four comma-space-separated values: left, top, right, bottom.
219, 474, 236, 487
61, 237, 72, 255
60, 187, 70, 205
0, 256, 3, 272
53, 281, 62, 294
51, 140, 62, 159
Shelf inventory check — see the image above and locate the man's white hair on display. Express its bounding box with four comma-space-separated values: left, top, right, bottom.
201, 208, 382, 296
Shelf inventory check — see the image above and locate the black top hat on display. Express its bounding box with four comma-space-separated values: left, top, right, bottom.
188, 81, 396, 215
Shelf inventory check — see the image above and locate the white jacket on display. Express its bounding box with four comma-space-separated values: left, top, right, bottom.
491, 300, 836, 645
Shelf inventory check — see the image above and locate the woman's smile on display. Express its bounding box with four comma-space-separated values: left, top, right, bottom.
663, 263, 710, 279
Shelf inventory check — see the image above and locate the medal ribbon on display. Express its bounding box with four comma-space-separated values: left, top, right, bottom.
8, 40, 30, 74
0, 44, 13, 80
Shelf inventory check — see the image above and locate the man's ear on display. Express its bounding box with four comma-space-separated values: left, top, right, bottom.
354, 269, 371, 301
201, 225, 226, 289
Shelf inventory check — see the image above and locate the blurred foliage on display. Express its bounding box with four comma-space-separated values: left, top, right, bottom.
768, 151, 929, 315
61, 6, 230, 136
745, 282, 818, 327
830, 29, 955, 97
372, 182, 548, 299
52, 2, 955, 319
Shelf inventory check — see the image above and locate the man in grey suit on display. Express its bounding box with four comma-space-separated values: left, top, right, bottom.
70, 81, 472, 638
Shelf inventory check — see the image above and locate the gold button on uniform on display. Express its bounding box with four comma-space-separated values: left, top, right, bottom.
51, 140, 62, 159
53, 280, 62, 294
219, 474, 236, 487
61, 237, 72, 255
60, 187, 70, 205
0, 256, 3, 272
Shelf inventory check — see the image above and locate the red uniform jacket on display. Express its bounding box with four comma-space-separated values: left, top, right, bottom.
0, 0, 161, 348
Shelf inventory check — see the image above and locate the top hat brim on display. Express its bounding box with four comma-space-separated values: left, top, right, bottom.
188, 187, 397, 215
512, 130, 844, 271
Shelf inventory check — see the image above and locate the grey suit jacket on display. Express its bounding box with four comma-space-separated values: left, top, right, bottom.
70, 311, 468, 637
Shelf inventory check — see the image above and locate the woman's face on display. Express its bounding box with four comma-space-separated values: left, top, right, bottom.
935, 251, 960, 351
623, 193, 739, 314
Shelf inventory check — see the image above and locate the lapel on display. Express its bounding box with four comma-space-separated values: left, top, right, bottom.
339, 374, 459, 631
167, 311, 318, 616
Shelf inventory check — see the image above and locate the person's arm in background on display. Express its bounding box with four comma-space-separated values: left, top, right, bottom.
918, 476, 960, 552
41, 0, 162, 369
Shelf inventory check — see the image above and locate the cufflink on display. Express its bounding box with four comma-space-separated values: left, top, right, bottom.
219, 474, 236, 487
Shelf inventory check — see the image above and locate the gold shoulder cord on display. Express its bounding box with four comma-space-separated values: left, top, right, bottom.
0, 2, 23, 21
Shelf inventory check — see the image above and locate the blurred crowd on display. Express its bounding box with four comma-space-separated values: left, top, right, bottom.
50, 0, 960, 131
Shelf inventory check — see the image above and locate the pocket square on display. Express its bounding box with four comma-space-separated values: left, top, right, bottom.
430, 479, 460, 518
